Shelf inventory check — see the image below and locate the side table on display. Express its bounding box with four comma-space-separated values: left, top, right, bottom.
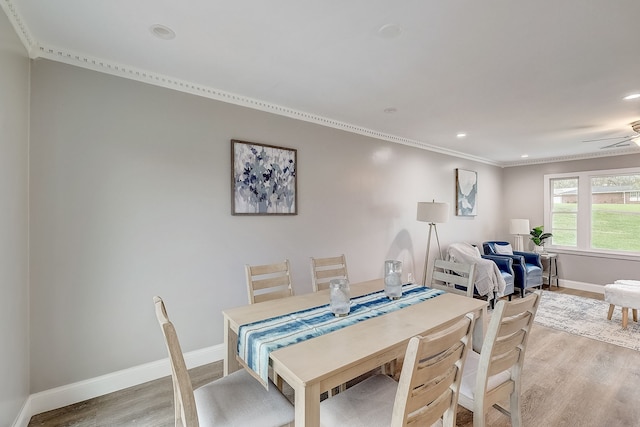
539, 253, 559, 288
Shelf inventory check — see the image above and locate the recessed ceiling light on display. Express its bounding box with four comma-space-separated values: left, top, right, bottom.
521, 154, 529, 158
383, 107, 397, 114
377, 23, 403, 38
623, 93, 640, 100
150, 24, 176, 40
456, 133, 467, 138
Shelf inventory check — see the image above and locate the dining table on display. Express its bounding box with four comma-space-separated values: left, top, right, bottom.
222, 278, 488, 427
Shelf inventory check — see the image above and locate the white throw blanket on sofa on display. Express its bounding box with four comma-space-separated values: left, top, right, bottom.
447, 242, 506, 299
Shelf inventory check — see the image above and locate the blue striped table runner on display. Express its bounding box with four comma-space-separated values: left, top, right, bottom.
238, 284, 444, 385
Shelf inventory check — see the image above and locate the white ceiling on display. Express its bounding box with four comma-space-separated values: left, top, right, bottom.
5, 0, 640, 166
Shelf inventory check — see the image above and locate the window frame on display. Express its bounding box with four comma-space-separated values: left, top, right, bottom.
544, 167, 640, 261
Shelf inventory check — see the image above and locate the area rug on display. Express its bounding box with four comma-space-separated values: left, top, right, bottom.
534, 290, 640, 352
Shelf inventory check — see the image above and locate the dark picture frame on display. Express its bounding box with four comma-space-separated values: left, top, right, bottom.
231, 139, 297, 215
456, 168, 478, 216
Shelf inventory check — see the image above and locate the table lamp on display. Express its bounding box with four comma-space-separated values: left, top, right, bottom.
509, 218, 530, 252
417, 201, 449, 286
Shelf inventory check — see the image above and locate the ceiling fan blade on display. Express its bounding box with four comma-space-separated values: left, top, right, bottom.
600, 139, 633, 149
583, 135, 632, 143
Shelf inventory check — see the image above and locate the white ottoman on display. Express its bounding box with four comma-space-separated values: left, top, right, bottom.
615, 279, 640, 286
604, 283, 640, 329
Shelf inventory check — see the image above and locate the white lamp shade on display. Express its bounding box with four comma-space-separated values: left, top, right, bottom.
417, 202, 449, 224
509, 219, 530, 235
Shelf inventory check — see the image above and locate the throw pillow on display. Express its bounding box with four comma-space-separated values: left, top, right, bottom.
472, 245, 482, 258
494, 243, 514, 255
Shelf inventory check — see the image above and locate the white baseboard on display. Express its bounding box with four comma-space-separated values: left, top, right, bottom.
11, 398, 32, 427
13, 344, 224, 427
558, 279, 605, 294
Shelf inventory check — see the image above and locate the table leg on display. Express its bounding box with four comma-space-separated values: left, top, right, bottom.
223, 316, 240, 376
294, 382, 320, 427
472, 305, 487, 353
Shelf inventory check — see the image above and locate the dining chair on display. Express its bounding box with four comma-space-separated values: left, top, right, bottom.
320, 313, 476, 427
153, 296, 294, 427
458, 290, 541, 427
430, 259, 477, 298
245, 259, 293, 304
446, 243, 515, 306
310, 254, 349, 292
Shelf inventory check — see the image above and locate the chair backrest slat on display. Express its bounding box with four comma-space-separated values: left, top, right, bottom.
245, 260, 293, 304
250, 275, 291, 291
497, 311, 533, 337
492, 329, 526, 356
406, 363, 457, 414
488, 349, 521, 376
310, 254, 348, 292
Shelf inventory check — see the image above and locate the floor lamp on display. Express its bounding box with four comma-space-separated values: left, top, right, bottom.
509, 218, 530, 252
417, 201, 450, 286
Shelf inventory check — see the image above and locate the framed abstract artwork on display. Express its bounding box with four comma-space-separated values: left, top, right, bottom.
456, 168, 478, 216
231, 139, 297, 215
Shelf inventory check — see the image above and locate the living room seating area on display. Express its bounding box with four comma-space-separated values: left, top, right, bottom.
483, 241, 543, 297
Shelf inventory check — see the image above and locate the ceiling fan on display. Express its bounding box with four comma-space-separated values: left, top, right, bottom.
582, 120, 640, 149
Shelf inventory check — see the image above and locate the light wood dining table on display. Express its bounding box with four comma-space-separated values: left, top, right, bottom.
222, 278, 488, 427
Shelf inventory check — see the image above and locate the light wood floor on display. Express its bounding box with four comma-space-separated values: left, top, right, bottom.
29, 286, 640, 427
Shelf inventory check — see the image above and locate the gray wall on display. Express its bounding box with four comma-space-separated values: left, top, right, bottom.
0, 10, 30, 427
29, 59, 505, 392
503, 154, 640, 286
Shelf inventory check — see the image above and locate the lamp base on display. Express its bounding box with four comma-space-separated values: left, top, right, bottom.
513, 235, 524, 252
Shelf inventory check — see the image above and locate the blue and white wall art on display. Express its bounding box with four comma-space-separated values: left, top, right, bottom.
456, 168, 478, 216
232, 140, 297, 215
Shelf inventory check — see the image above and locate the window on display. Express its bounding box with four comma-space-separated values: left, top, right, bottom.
550, 177, 578, 246
544, 168, 640, 255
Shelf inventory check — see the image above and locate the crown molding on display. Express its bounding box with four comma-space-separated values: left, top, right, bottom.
33, 43, 500, 167
501, 146, 640, 168
1, 0, 37, 57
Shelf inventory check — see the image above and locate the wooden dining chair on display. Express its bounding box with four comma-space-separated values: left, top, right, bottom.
310, 254, 350, 396
430, 259, 476, 298
457, 290, 541, 427
245, 259, 293, 304
153, 296, 294, 427
319, 313, 476, 427
310, 254, 349, 292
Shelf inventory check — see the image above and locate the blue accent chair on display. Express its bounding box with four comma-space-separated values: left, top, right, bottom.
482, 254, 515, 299
483, 241, 543, 297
